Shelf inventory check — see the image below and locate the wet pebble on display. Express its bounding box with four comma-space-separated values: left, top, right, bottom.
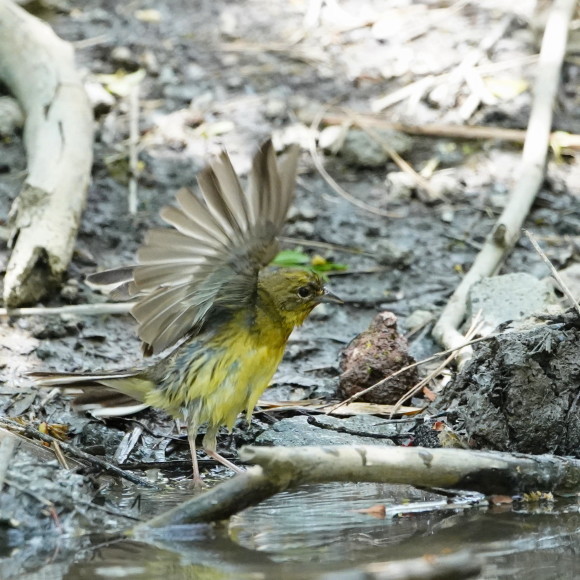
372, 238, 413, 267
286, 221, 315, 238
110, 46, 139, 70
341, 129, 413, 168
385, 171, 415, 201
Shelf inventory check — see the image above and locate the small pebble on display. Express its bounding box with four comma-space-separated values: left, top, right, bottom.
385, 171, 415, 201
110, 46, 138, 70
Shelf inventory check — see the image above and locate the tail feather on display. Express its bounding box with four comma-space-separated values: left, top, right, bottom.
29, 370, 140, 387
28, 370, 154, 418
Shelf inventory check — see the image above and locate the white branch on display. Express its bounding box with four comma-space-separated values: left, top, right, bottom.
432, 0, 577, 357
0, 0, 93, 306
133, 445, 580, 531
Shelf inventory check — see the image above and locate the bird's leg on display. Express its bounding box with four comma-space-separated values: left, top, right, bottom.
186, 420, 204, 487
203, 425, 244, 474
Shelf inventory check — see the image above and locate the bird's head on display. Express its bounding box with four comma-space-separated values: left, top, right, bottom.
258, 269, 342, 328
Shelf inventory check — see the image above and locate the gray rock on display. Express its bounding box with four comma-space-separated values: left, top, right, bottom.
265, 97, 287, 119
110, 46, 137, 69
255, 415, 396, 447
286, 221, 315, 238
372, 238, 413, 267
405, 309, 434, 333
430, 173, 460, 199
385, 171, 415, 201
467, 273, 558, 334
341, 129, 413, 168
287, 203, 317, 222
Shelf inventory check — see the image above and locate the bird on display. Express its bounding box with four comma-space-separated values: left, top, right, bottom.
30, 139, 342, 485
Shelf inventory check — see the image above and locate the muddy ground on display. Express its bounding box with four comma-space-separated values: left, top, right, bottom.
0, 0, 579, 578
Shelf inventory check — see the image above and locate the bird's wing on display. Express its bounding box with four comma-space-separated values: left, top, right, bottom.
89, 140, 300, 356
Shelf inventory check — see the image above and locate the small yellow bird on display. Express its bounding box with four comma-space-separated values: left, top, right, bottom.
31, 140, 341, 484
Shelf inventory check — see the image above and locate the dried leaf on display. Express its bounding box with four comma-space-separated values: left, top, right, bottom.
256, 399, 422, 417
354, 504, 386, 518
135, 9, 162, 22
483, 77, 528, 101
95, 69, 146, 97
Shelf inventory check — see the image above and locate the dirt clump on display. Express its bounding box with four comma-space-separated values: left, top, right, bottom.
441, 310, 580, 456
338, 311, 418, 404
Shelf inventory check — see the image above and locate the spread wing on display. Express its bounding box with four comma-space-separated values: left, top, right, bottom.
88, 140, 300, 356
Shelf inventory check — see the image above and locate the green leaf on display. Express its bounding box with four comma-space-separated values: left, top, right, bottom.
272, 250, 311, 267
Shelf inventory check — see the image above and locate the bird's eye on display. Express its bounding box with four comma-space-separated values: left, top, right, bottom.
297, 286, 312, 298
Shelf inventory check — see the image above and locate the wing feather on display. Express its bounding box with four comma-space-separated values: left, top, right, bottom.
90, 139, 300, 355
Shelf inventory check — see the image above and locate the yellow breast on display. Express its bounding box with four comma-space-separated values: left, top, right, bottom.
145, 310, 289, 430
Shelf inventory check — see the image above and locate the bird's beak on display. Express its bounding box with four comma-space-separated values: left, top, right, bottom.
319, 288, 343, 305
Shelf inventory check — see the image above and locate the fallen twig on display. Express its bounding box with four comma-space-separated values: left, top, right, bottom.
322, 112, 580, 150
0, 302, 134, 318
131, 445, 580, 530
432, 0, 578, 356
0, 418, 159, 489
347, 112, 437, 199
388, 316, 484, 417
0, 0, 93, 306
128, 82, 140, 215
524, 229, 580, 317
371, 51, 538, 113
309, 105, 399, 218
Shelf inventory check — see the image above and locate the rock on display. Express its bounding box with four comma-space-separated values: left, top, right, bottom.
341, 129, 413, 168
183, 63, 206, 82
220, 9, 239, 38
286, 221, 315, 238
292, 97, 322, 125
405, 309, 434, 333
338, 311, 419, 404
372, 238, 413, 267
439, 205, 454, 223
287, 203, 317, 222
110, 46, 138, 70
60, 279, 80, 302
30, 318, 78, 340
272, 123, 314, 150
163, 83, 203, 102
426, 83, 456, 110
265, 97, 287, 120
429, 173, 460, 199
434, 141, 465, 165
255, 415, 396, 447
0, 96, 23, 136
467, 273, 558, 334
226, 75, 243, 89
385, 171, 415, 201
141, 49, 159, 75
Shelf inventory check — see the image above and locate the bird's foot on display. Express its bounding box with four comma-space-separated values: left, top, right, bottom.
192, 475, 207, 489
205, 448, 245, 474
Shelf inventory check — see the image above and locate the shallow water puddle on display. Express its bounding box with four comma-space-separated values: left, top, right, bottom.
63, 482, 580, 579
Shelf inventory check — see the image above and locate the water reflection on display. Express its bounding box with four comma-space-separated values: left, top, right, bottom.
16, 482, 580, 579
